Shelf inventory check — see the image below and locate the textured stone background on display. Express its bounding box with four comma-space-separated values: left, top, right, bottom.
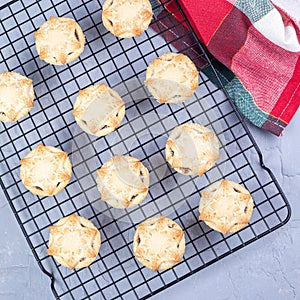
1, 0, 300, 298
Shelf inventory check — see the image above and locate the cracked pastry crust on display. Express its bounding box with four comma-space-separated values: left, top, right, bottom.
73, 84, 125, 137
102, 0, 153, 38
34, 16, 85, 65
96, 155, 149, 209
199, 180, 254, 234
47, 214, 101, 269
20, 144, 72, 196
133, 216, 185, 271
165, 122, 219, 176
145, 52, 199, 104
0, 71, 34, 122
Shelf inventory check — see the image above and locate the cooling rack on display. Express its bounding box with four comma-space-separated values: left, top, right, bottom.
0, 0, 291, 299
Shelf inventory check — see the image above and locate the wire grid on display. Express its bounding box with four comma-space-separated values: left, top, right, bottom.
0, 0, 291, 299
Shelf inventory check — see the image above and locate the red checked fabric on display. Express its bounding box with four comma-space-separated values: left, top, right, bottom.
157, 0, 300, 135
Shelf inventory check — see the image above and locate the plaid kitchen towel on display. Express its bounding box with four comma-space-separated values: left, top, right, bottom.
152, 0, 300, 135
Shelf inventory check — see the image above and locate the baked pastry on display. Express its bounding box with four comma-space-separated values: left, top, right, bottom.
96, 155, 149, 208
199, 180, 254, 234
0, 71, 34, 122
133, 216, 185, 271
47, 214, 101, 269
73, 84, 125, 137
20, 144, 72, 196
102, 0, 153, 38
165, 122, 219, 176
34, 16, 85, 65
145, 52, 199, 103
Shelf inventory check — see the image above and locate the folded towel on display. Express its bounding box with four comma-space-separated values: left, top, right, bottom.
152, 0, 300, 135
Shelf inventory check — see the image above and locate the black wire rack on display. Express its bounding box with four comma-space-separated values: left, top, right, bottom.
0, 0, 291, 299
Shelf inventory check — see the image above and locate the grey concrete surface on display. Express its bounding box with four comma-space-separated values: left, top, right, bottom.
1, 0, 300, 299
1, 109, 299, 300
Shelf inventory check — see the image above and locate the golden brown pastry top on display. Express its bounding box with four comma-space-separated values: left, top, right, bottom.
166, 122, 219, 176
133, 216, 185, 271
102, 0, 153, 38
73, 84, 125, 137
20, 144, 72, 196
47, 214, 101, 269
34, 16, 85, 65
96, 155, 149, 208
199, 180, 254, 234
0, 71, 34, 122
145, 52, 199, 103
